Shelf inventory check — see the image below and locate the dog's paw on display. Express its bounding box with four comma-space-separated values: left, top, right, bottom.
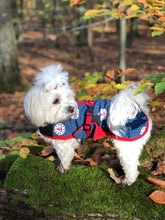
121, 177, 135, 186
56, 163, 70, 174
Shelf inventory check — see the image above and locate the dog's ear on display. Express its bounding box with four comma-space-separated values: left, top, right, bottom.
24, 86, 46, 127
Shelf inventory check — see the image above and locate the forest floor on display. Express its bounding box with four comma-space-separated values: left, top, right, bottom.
0, 21, 164, 140
19, 22, 165, 82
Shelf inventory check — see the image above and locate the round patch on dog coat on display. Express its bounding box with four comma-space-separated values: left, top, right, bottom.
99, 108, 107, 121
140, 126, 146, 135
54, 123, 65, 135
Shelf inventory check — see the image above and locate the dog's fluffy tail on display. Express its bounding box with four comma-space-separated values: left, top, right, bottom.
107, 84, 150, 136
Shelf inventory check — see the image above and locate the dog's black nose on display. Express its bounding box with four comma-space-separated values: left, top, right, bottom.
68, 106, 74, 113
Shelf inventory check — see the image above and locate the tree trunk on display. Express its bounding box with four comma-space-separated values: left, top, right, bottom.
119, 16, 127, 83
0, 0, 21, 93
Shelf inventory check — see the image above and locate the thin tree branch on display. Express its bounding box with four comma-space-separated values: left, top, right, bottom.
19, 16, 114, 43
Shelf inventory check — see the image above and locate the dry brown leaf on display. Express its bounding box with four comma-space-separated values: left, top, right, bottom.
117, 68, 122, 75
105, 69, 115, 79
152, 161, 165, 175
71, 0, 84, 6
149, 190, 165, 204
74, 151, 83, 160
108, 168, 122, 184
89, 158, 98, 167
13, 139, 33, 150
79, 158, 98, 167
7, 133, 18, 140
118, 68, 135, 76
31, 133, 48, 145
41, 145, 54, 156
146, 176, 165, 189
103, 141, 116, 150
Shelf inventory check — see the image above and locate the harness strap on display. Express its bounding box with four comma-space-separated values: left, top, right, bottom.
83, 99, 94, 137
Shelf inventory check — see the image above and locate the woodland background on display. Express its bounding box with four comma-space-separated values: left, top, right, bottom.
0, 0, 165, 219
0, 0, 165, 140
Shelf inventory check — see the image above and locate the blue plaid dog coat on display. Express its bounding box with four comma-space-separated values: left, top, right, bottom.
39, 99, 149, 142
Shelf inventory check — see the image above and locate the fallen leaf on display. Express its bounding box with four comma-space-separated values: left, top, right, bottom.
41, 145, 54, 156
103, 140, 116, 150
152, 161, 165, 175
128, 4, 140, 11
20, 147, 30, 159
74, 151, 83, 160
89, 158, 98, 167
105, 69, 115, 79
115, 84, 127, 90
118, 68, 135, 77
81, 158, 98, 167
0, 146, 12, 152
7, 133, 18, 140
31, 133, 48, 145
108, 168, 122, 184
146, 176, 165, 189
13, 139, 33, 149
117, 68, 122, 75
71, 0, 85, 7
149, 190, 165, 204
46, 155, 56, 162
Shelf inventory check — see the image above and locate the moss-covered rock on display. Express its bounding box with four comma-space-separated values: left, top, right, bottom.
0, 151, 19, 176
5, 151, 165, 219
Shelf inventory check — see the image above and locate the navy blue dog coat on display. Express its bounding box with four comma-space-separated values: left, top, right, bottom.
39, 99, 149, 142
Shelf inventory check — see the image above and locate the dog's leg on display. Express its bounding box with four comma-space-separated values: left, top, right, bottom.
53, 139, 79, 173
114, 141, 143, 185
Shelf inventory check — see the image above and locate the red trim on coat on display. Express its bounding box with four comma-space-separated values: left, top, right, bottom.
77, 99, 94, 106
41, 133, 74, 140
106, 116, 149, 142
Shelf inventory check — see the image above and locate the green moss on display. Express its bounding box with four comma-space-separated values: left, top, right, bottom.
0, 151, 19, 175
5, 154, 165, 219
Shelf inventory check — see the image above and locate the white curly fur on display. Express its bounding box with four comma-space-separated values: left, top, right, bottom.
24, 65, 152, 185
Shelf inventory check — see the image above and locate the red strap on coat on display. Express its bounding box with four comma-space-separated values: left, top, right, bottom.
83, 100, 94, 137
83, 99, 107, 140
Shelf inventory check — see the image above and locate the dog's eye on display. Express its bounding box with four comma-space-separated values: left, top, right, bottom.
53, 99, 60, 105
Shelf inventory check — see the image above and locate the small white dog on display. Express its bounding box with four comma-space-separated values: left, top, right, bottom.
24, 65, 152, 185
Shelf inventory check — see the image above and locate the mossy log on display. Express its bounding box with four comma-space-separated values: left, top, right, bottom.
4, 130, 165, 219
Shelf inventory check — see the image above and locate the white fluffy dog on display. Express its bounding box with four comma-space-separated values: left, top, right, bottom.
24, 65, 152, 185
